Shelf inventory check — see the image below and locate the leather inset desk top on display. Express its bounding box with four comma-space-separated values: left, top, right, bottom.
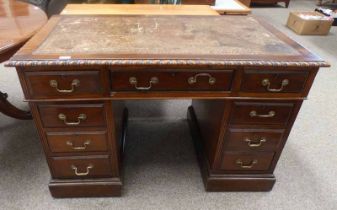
34, 16, 299, 56
7, 15, 329, 67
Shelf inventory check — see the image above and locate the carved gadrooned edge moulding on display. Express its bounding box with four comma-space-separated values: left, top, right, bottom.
5, 60, 330, 67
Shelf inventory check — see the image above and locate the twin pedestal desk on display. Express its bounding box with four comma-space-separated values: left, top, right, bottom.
7, 15, 329, 198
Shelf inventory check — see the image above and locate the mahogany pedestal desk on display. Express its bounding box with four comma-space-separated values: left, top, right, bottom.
7, 15, 329, 198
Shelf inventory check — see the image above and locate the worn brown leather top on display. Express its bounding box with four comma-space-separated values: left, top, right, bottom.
8, 15, 329, 67
35, 16, 299, 56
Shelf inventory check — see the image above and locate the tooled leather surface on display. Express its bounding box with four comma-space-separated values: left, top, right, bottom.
34, 16, 300, 57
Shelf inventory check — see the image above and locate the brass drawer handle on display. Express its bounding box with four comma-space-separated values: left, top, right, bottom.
188, 73, 216, 85
236, 159, 258, 169
71, 164, 93, 176
261, 78, 289, 92
49, 79, 80, 93
58, 113, 87, 126
249, 110, 275, 118
66, 140, 91, 150
244, 138, 266, 147
129, 77, 159, 90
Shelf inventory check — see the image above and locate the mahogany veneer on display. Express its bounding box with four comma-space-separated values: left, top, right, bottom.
7, 15, 329, 197
110, 71, 233, 91
24, 70, 106, 99
46, 130, 108, 153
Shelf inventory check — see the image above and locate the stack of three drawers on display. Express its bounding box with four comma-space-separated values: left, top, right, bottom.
20, 69, 123, 197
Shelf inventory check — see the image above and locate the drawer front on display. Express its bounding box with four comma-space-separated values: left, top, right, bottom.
25, 71, 104, 98
225, 128, 284, 151
38, 103, 106, 128
50, 156, 113, 179
240, 70, 309, 93
110, 71, 233, 91
230, 101, 294, 126
46, 130, 108, 153
220, 152, 274, 171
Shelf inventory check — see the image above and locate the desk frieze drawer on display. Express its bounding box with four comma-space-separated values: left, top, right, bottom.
46, 130, 108, 153
230, 101, 294, 126
220, 152, 275, 171
24, 71, 105, 99
38, 103, 106, 128
110, 71, 233, 91
225, 128, 284, 152
240, 70, 309, 93
50, 156, 113, 179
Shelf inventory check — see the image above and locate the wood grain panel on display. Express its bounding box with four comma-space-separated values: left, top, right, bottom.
111, 71, 233, 91
220, 152, 275, 171
50, 155, 113, 179
38, 103, 106, 128
240, 70, 309, 93
46, 130, 108, 153
224, 128, 284, 151
230, 101, 294, 126
25, 71, 104, 99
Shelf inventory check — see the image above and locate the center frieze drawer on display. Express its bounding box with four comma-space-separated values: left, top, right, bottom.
24, 70, 105, 99
229, 101, 295, 126
46, 130, 108, 153
50, 155, 113, 179
110, 71, 233, 91
38, 103, 106, 128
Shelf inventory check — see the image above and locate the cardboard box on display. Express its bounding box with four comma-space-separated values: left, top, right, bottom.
315, 8, 337, 26
287, 11, 333, 35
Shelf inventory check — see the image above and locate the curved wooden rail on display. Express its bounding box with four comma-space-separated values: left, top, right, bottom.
0, 0, 47, 119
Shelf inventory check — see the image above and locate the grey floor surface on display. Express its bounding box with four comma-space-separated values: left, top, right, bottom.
0, 0, 336, 209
